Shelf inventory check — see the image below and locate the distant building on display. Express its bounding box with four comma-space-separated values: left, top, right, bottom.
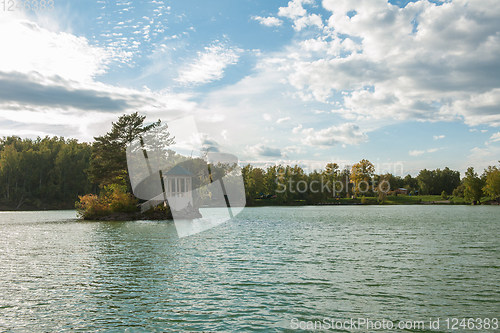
164, 165, 194, 211
395, 188, 408, 195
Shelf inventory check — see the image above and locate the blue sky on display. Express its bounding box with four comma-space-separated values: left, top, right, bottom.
1, 0, 499, 176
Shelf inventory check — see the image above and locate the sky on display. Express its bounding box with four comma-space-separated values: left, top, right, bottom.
1, 0, 500, 176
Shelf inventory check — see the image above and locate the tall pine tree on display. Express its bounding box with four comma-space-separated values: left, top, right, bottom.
88, 112, 160, 189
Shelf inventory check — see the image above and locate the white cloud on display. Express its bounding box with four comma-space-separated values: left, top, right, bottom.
280, 0, 500, 126
301, 123, 368, 147
276, 117, 291, 124
293, 13, 323, 31
252, 16, 283, 27
199, 114, 225, 123
0, 13, 123, 82
490, 132, 500, 142
278, 0, 323, 31
284, 145, 306, 154
245, 143, 283, 157
263, 113, 272, 121
292, 124, 303, 133
176, 42, 243, 85
199, 133, 221, 152
466, 146, 500, 172
221, 130, 229, 140
409, 150, 425, 156
427, 148, 438, 153
278, 0, 312, 19
433, 135, 445, 140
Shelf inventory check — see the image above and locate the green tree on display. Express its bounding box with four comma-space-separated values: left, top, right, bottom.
88, 112, 160, 188
482, 162, 500, 200
417, 169, 434, 195
0, 136, 93, 209
402, 174, 418, 193
264, 165, 278, 196
323, 163, 339, 198
463, 167, 484, 204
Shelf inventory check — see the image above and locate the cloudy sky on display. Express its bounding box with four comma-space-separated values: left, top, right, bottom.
1, 0, 500, 175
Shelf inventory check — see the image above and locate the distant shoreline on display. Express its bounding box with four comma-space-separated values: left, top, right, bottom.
1, 196, 499, 213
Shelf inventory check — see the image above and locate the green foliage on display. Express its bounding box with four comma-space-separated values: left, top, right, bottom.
441, 190, 448, 200
0, 136, 93, 209
452, 184, 464, 198
75, 184, 138, 219
482, 162, 500, 200
463, 167, 484, 204
360, 196, 367, 204
88, 112, 162, 188
417, 167, 460, 195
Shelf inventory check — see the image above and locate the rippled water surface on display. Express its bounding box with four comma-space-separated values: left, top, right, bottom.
0, 206, 499, 332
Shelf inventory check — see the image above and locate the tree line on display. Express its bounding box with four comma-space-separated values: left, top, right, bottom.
1, 112, 499, 210
241, 160, 499, 205
0, 136, 94, 209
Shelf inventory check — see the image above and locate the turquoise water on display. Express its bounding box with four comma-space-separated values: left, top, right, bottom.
0, 206, 499, 332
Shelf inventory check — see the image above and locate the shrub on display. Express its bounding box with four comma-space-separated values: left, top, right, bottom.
76, 184, 138, 219
75, 193, 110, 219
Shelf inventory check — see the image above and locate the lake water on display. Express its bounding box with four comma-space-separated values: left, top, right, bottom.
0, 206, 499, 332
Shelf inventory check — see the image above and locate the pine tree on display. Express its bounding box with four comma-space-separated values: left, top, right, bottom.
88, 112, 160, 189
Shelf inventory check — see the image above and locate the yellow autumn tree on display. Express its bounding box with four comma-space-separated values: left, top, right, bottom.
351, 159, 375, 197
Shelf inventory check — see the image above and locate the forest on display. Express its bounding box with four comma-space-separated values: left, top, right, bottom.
0, 113, 499, 212
0, 136, 94, 210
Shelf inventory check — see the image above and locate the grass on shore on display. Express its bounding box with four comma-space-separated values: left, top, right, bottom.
250, 194, 494, 206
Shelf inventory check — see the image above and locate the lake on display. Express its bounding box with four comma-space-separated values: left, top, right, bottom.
0, 206, 499, 332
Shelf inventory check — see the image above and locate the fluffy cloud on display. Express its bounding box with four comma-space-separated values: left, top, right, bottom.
466, 146, 500, 171
200, 133, 221, 152
278, 0, 312, 19
278, 0, 323, 31
279, 0, 500, 126
434, 135, 445, 140
176, 42, 243, 85
292, 124, 303, 133
252, 16, 283, 27
284, 145, 306, 154
245, 143, 283, 157
0, 13, 125, 82
301, 123, 368, 147
409, 150, 425, 156
490, 132, 500, 142
276, 117, 291, 124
